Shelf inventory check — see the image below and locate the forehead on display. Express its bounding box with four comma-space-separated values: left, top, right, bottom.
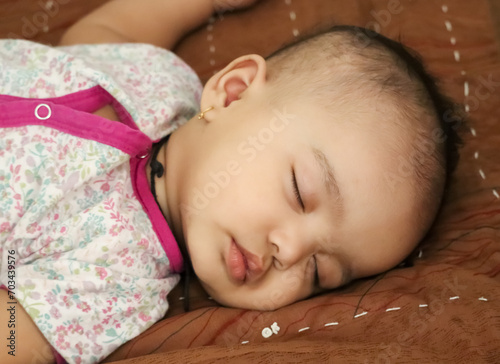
287, 96, 419, 245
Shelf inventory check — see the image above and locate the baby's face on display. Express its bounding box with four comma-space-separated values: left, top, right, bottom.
167, 88, 421, 311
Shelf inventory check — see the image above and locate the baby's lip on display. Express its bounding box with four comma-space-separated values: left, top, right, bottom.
227, 238, 264, 284
237, 241, 264, 281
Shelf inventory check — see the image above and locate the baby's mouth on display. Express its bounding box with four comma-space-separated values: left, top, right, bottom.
227, 238, 248, 283
226, 238, 264, 284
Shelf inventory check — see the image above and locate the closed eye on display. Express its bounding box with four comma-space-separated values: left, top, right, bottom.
291, 167, 305, 211
313, 256, 319, 287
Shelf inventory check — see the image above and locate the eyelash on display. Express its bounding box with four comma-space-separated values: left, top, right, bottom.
291, 169, 317, 286
291, 167, 305, 210
313, 256, 319, 287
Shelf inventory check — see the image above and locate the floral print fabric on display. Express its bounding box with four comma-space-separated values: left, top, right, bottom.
0, 40, 202, 363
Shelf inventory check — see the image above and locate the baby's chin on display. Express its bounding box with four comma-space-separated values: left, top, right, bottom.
196, 280, 241, 308
198, 282, 300, 311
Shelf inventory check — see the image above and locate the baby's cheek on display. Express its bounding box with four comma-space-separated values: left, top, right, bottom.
201, 268, 312, 310
253, 288, 309, 311
244, 274, 310, 311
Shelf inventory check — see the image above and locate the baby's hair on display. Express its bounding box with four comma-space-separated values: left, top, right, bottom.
182, 26, 465, 311
265, 25, 464, 238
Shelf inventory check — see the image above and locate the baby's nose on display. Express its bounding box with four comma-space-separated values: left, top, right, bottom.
269, 230, 310, 270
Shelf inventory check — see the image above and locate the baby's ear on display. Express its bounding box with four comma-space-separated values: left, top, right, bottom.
201, 54, 267, 112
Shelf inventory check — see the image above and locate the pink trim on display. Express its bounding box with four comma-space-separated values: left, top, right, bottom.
0, 86, 111, 114
0, 87, 183, 362
130, 157, 184, 273
52, 350, 67, 364
0, 86, 139, 132
0, 99, 150, 157
0, 88, 183, 270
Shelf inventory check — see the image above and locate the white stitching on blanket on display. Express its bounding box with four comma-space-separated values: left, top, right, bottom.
324, 322, 339, 327
479, 169, 486, 180
284, 0, 300, 37
354, 311, 368, 318
442, 7, 468, 113
206, 17, 217, 71
442, 4, 499, 200
241, 296, 489, 345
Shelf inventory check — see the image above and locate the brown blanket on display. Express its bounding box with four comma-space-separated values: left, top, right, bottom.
1, 0, 499, 362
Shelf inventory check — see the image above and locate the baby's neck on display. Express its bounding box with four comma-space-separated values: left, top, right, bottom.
93, 104, 120, 122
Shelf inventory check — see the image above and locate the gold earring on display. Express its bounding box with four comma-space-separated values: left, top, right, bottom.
197, 106, 214, 120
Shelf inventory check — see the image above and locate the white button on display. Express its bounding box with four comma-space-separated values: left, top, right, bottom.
136, 149, 150, 159
34, 104, 51, 120
271, 322, 280, 335
261, 327, 273, 338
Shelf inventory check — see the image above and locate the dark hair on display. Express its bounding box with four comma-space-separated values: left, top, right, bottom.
182, 25, 465, 310
267, 25, 463, 185
265, 25, 464, 236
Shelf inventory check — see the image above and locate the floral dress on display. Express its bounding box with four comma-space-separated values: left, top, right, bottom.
0, 39, 202, 364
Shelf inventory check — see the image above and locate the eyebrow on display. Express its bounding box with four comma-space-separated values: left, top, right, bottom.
312, 147, 344, 219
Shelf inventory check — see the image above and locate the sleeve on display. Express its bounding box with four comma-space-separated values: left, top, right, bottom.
0, 39, 203, 141
58, 43, 204, 141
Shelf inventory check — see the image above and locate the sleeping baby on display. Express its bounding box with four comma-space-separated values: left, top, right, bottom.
0, 0, 461, 363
